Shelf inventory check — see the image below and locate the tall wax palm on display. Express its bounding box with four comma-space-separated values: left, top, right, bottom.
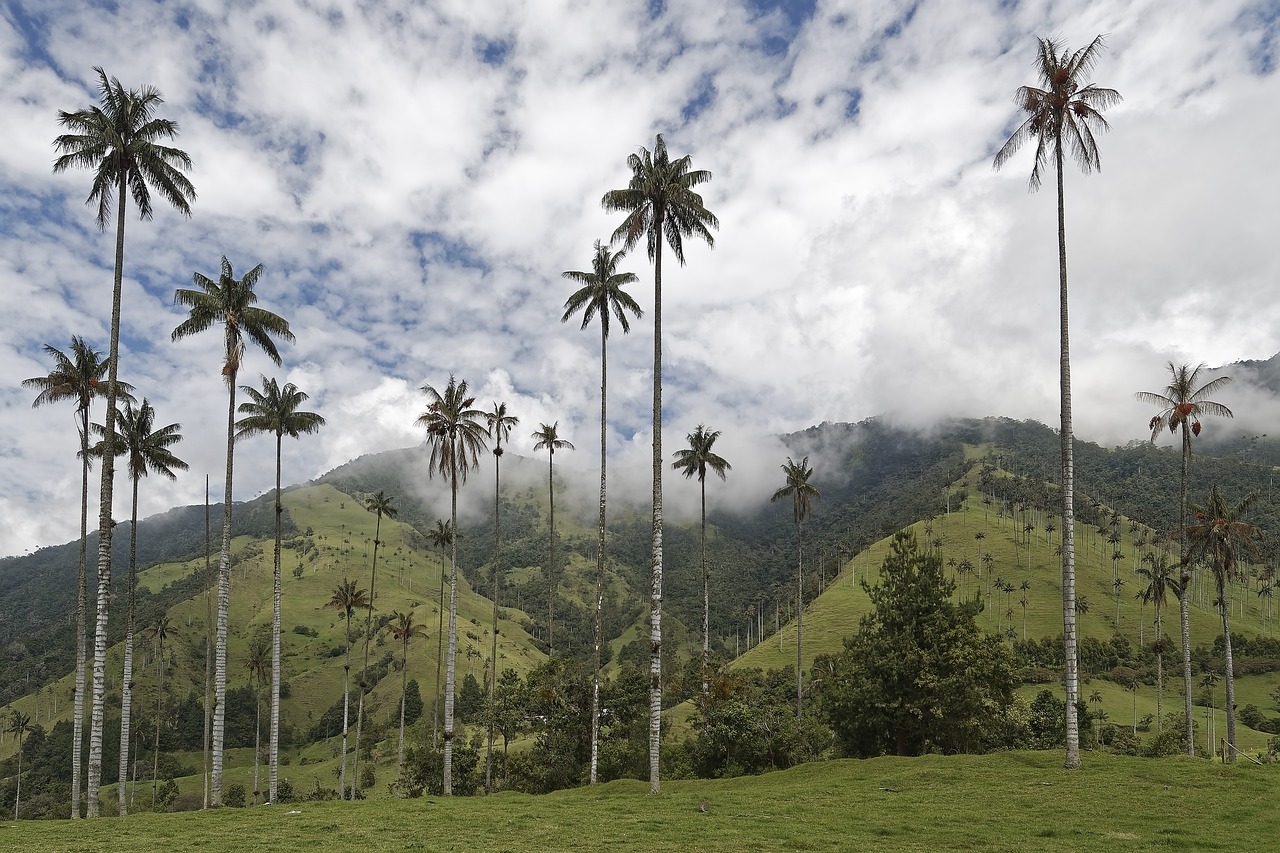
1185, 486, 1262, 762
771, 456, 820, 719
425, 519, 454, 748
94, 399, 186, 816
172, 256, 293, 805
143, 615, 171, 807
9, 709, 31, 820
562, 238, 642, 784
235, 376, 324, 802
672, 425, 731, 702
603, 133, 717, 794
21, 337, 122, 817
1136, 555, 1177, 731
532, 422, 574, 655
483, 402, 518, 793
54, 69, 195, 817
244, 635, 270, 802
326, 579, 369, 797
993, 35, 1120, 770
388, 610, 428, 779
352, 490, 396, 797
416, 377, 488, 794
1135, 362, 1232, 753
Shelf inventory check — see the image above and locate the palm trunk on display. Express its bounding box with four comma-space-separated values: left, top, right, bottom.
1178, 427, 1195, 755
354, 512, 383, 797
648, 221, 665, 795
1055, 142, 1081, 770
339, 627, 351, 797
202, 478, 212, 809
547, 450, 555, 656
87, 176, 129, 818
152, 639, 164, 807
434, 554, 445, 748
397, 642, 408, 780
443, 482, 460, 794
72, 404, 89, 819
590, 329, 608, 785
252, 675, 261, 801
796, 521, 804, 719
1220, 580, 1238, 762
269, 436, 283, 802
211, 373, 239, 806
117, 477, 140, 816
701, 479, 709, 701
1155, 608, 1164, 731
487, 444, 503, 793
13, 734, 22, 819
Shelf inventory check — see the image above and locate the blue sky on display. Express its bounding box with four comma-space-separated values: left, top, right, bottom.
2, 0, 1279, 558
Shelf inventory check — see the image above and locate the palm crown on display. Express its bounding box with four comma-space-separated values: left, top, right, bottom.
1135, 362, 1232, 449
485, 401, 519, 455
23, 337, 131, 424
673, 424, 731, 484
235, 376, 326, 443
417, 376, 488, 484
602, 133, 718, 261
561, 240, 643, 337
772, 456, 820, 524
532, 421, 574, 457
97, 398, 188, 482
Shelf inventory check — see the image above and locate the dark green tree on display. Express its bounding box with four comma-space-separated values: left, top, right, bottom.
771, 456, 819, 718
818, 530, 1020, 757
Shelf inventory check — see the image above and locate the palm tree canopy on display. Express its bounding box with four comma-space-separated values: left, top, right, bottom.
771, 456, 820, 525
389, 610, 428, 645
327, 579, 370, 619
1136, 555, 1179, 611
23, 337, 133, 418
427, 519, 456, 552
52, 67, 196, 229
672, 424, 731, 484
364, 490, 398, 522
992, 35, 1122, 189
1185, 486, 1263, 588
532, 422, 575, 455
244, 636, 270, 684
94, 398, 188, 482
485, 401, 519, 455
416, 376, 488, 485
1135, 362, 1233, 447
172, 256, 294, 385
561, 240, 643, 337
601, 133, 718, 263
144, 614, 172, 648
235, 375, 326, 442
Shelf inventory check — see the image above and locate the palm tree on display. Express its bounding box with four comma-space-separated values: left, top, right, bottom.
603, 133, 717, 794
425, 519, 454, 749
352, 490, 396, 796
21, 337, 123, 817
672, 425, 731, 701
54, 70, 195, 816
1135, 363, 1233, 754
531, 422, 574, 655
562, 239, 642, 785
326, 579, 369, 797
244, 635, 270, 803
994, 36, 1120, 771
235, 376, 324, 802
172, 256, 293, 805
94, 399, 185, 816
9, 709, 31, 820
1185, 486, 1262, 762
1136, 555, 1177, 731
416, 377, 488, 794
388, 610, 428, 780
143, 615, 172, 808
483, 401, 518, 793
771, 456, 820, 719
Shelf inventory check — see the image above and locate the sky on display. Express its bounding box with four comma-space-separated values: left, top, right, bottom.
2, 0, 1278, 560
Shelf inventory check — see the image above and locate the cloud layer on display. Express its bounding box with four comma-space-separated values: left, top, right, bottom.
2, 0, 1278, 557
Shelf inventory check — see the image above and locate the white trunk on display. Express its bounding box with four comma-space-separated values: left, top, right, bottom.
648, 230, 664, 794
211, 377, 239, 805
443, 483, 460, 794
117, 478, 140, 816
269, 436, 283, 802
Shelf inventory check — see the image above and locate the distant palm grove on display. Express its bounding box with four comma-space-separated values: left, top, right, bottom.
6, 40, 1280, 822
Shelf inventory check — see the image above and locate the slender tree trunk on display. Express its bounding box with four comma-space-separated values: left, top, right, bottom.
117, 477, 140, 816
1155, 608, 1164, 731
443, 481, 460, 794
796, 522, 804, 719
487, 444, 503, 793
72, 405, 89, 819
648, 221, 665, 795
88, 177, 129, 818
1055, 143, 1082, 770
1178, 427, 1196, 755
152, 638, 164, 807
354, 512, 383, 797
397, 642, 408, 780
547, 449, 556, 657
591, 330, 607, 785
13, 733, 22, 819
701, 479, 709, 701
202, 477, 212, 809
434, 553, 444, 749
269, 436, 282, 802
211, 373, 239, 806
339, 626, 351, 797
252, 674, 261, 802
1220, 581, 1238, 762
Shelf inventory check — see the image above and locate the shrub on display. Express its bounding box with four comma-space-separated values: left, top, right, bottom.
276, 778, 296, 804
225, 783, 246, 807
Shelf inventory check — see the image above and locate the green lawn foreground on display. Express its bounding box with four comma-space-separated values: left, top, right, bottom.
3, 751, 1276, 852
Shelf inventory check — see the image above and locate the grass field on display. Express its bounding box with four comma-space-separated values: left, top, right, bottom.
3, 751, 1277, 852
